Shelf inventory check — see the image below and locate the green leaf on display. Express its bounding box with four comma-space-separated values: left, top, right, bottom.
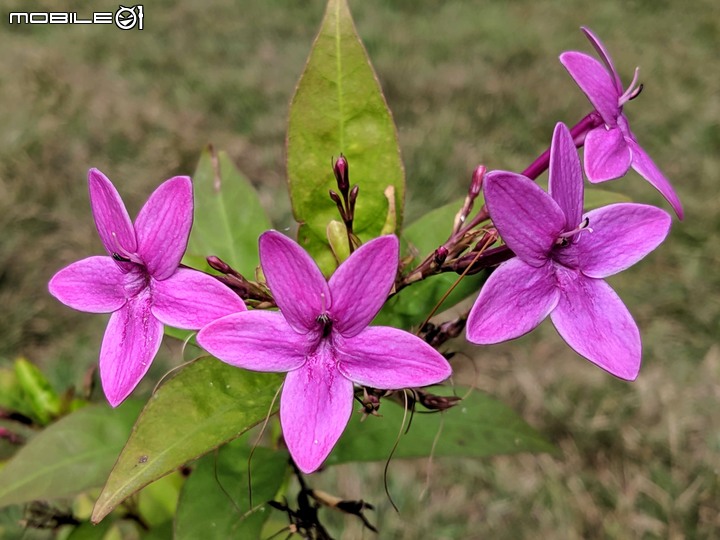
14, 358, 61, 425
583, 187, 632, 209
91, 358, 282, 523
0, 401, 142, 508
297, 224, 341, 277
141, 521, 174, 540
175, 437, 288, 539
185, 146, 272, 277
287, 0, 405, 273
325, 387, 554, 465
66, 519, 113, 540
137, 472, 183, 527
374, 199, 486, 330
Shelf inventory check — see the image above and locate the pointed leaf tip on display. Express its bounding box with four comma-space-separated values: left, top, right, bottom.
287, 0, 405, 269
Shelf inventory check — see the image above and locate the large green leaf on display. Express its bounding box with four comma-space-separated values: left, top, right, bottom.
287, 0, 405, 273
375, 199, 486, 329
325, 388, 554, 465
175, 438, 288, 539
0, 401, 142, 507
185, 146, 272, 277
91, 358, 282, 523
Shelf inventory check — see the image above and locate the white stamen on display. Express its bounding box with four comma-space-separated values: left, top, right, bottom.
618, 67, 641, 106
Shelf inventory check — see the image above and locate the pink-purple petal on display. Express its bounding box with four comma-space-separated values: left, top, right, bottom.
88, 169, 137, 272
484, 171, 565, 267
584, 126, 632, 182
99, 290, 163, 407
259, 231, 331, 334
48, 256, 127, 313
550, 271, 641, 380
280, 347, 354, 474
580, 27, 623, 94
329, 235, 399, 338
151, 268, 247, 329
628, 140, 684, 219
135, 176, 193, 281
559, 51, 620, 126
566, 203, 671, 279
336, 326, 451, 389
466, 258, 559, 344
548, 122, 584, 228
197, 311, 308, 372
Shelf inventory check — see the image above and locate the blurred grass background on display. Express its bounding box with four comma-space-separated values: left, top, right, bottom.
0, 0, 718, 538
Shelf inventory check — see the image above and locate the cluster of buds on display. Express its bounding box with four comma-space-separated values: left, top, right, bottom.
205, 255, 274, 307
329, 155, 361, 253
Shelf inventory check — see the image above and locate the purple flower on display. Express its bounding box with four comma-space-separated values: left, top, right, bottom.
560, 27, 683, 219
49, 169, 246, 406
198, 231, 451, 473
466, 123, 671, 380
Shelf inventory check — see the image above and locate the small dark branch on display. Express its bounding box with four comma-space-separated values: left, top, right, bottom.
310, 490, 378, 534
445, 245, 514, 275
21, 502, 80, 530
205, 256, 275, 305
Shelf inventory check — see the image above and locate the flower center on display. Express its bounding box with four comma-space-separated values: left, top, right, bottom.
123, 267, 149, 298
316, 312, 333, 338
110, 231, 144, 266
555, 217, 593, 248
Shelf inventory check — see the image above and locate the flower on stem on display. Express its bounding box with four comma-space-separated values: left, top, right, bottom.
560, 27, 683, 218
198, 231, 451, 473
466, 123, 671, 380
49, 169, 246, 406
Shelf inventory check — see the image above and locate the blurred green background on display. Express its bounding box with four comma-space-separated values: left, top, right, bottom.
1, 0, 718, 538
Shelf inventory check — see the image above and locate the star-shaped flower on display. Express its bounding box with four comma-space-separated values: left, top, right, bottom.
466, 123, 671, 380
49, 169, 246, 406
560, 27, 684, 219
198, 231, 452, 473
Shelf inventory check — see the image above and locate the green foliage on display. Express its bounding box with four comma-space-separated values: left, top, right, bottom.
91, 358, 282, 523
12, 358, 61, 425
287, 0, 405, 274
184, 146, 272, 276
175, 438, 288, 539
0, 358, 63, 427
65, 519, 113, 540
0, 401, 142, 507
326, 388, 554, 466
582, 187, 632, 209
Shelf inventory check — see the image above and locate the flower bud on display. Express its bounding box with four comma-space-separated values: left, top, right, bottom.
333, 155, 349, 192
433, 246, 449, 265
469, 165, 486, 199
348, 185, 359, 214
207, 255, 232, 274
417, 390, 461, 411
